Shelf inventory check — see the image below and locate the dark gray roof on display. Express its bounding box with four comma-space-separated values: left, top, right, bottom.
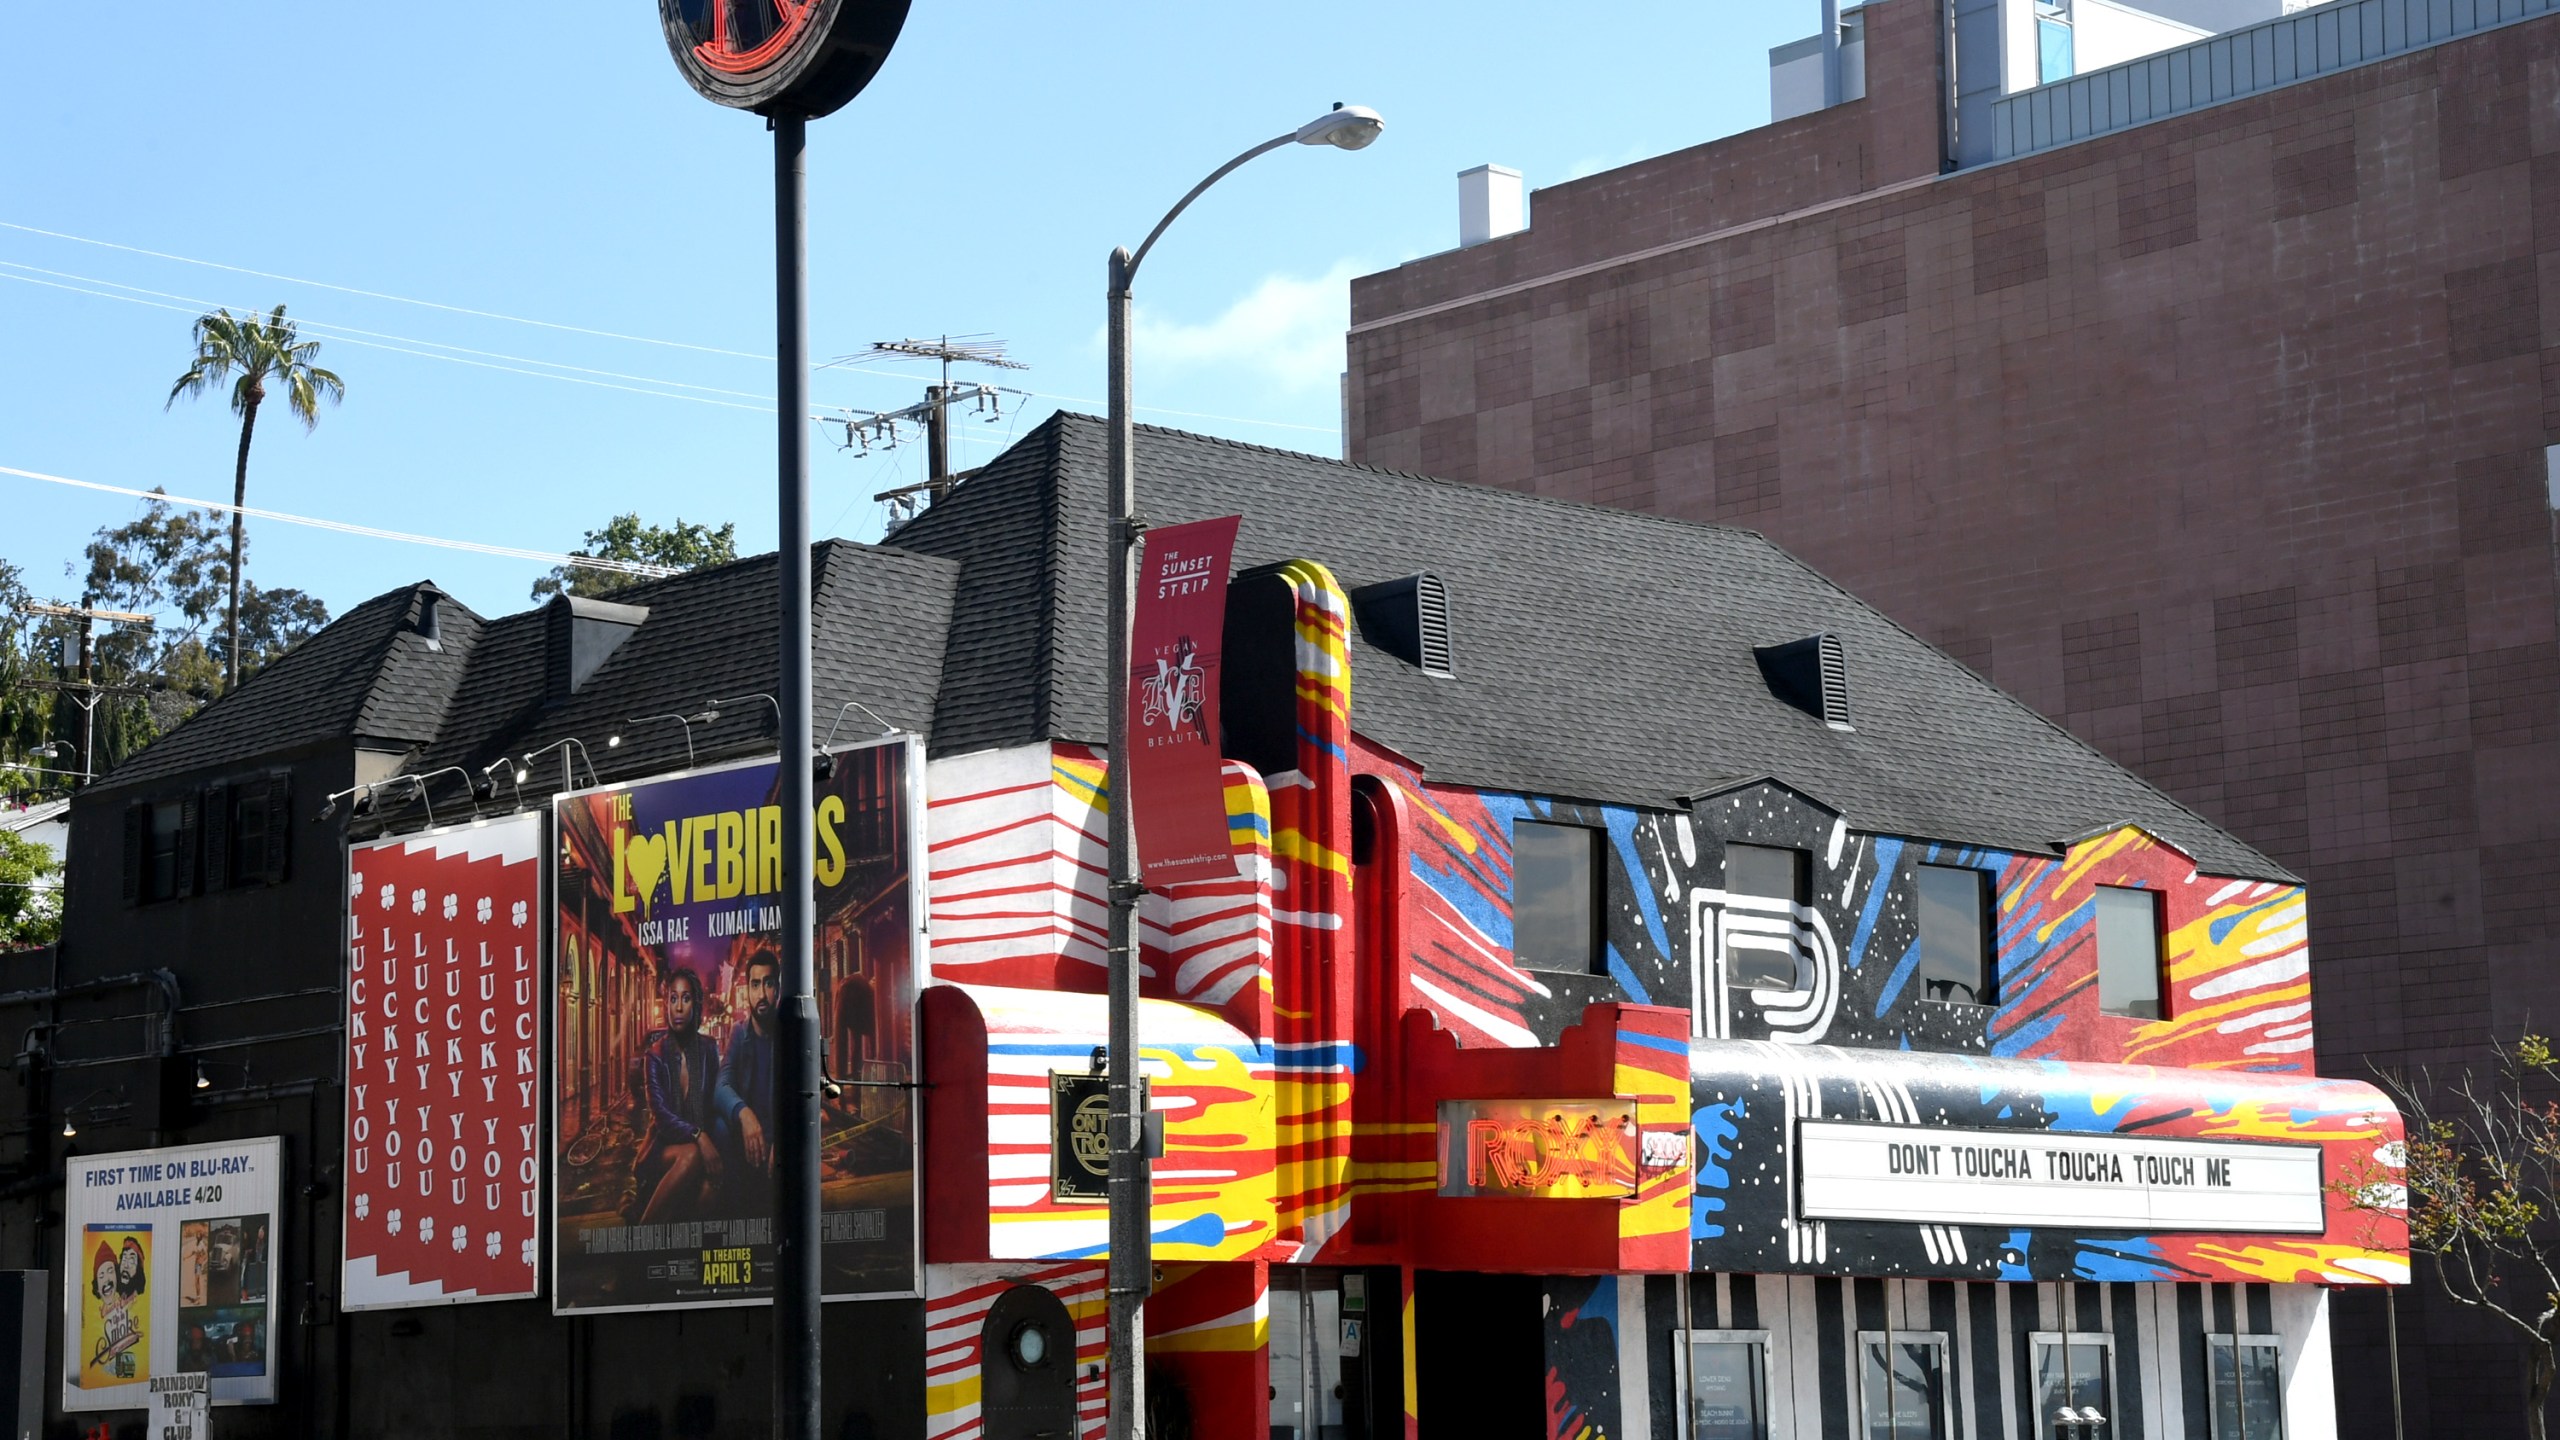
892, 413, 2286, 878
101, 412, 2279, 878
403, 540, 960, 806
99, 583, 472, 791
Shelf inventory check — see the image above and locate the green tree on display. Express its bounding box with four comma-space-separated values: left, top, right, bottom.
2341, 1036, 2560, 1439
531, 514, 737, 600
68, 496, 331, 757
166, 304, 344, 693
0, 828, 59, 951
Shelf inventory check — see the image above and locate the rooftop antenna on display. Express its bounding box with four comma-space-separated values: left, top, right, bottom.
827, 335, 1030, 521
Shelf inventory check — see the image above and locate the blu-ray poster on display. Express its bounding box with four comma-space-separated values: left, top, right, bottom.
551, 739, 921, 1312
63, 1137, 282, 1410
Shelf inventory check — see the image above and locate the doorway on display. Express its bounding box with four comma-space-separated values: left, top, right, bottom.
1412, 1271, 1543, 1438
1271, 1268, 1393, 1440
980, 1284, 1078, 1440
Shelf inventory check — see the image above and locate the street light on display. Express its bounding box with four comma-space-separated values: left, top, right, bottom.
1099, 102, 1382, 1440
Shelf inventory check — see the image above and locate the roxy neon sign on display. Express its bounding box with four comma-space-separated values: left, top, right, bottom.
1438, 1100, 1644, 1198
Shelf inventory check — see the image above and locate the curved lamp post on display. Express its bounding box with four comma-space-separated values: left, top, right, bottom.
1101, 102, 1382, 1440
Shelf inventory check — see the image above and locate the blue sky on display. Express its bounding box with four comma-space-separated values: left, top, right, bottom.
1, 4, 1813, 626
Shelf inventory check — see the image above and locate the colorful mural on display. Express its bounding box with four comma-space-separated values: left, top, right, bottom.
923, 744, 1273, 1038
923, 1261, 1109, 1440
925, 984, 1275, 1263
1541, 1275, 1623, 1440
1383, 770, 2316, 1075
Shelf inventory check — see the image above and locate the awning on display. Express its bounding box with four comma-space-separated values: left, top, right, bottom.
1686, 1039, 2406, 1286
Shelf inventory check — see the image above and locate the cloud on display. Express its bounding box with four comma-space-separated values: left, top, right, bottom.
1123, 259, 1363, 395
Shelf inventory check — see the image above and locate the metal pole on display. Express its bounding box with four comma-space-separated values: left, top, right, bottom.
75, 609, 94, 790
772, 110, 823, 1440
1104, 244, 1151, 1440
1821, 0, 1844, 107
2388, 1285, 2405, 1440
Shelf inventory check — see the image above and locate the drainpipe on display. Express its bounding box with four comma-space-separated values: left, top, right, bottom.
1822, 0, 1844, 107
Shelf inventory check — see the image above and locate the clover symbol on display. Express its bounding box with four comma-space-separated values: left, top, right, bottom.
484, 1230, 501, 1259
387, 1208, 403, 1236
410, 888, 427, 915
450, 1226, 468, 1254
476, 897, 493, 923
379, 883, 396, 911
354, 1193, 371, 1221
441, 894, 459, 921
350, 872, 364, 899
520, 1236, 538, 1267
420, 1215, 436, 1243
512, 900, 529, 928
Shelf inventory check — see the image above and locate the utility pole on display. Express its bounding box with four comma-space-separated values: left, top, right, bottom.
839, 336, 1028, 519
20, 602, 152, 788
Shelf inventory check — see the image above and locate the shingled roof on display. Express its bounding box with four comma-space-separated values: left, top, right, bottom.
96, 412, 2280, 878
890, 413, 2285, 878
98, 582, 474, 789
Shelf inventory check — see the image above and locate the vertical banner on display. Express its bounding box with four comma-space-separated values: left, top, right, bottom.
1129, 514, 1242, 886
550, 736, 922, 1312
342, 813, 546, 1308
63, 1137, 283, 1409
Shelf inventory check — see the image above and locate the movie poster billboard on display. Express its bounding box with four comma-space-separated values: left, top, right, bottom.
343, 813, 546, 1308
551, 737, 921, 1312
63, 1137, 283, 1409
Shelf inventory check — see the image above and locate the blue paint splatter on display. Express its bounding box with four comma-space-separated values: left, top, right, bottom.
1691, 1098, 1745, 1239
1844, 837, 1904, 975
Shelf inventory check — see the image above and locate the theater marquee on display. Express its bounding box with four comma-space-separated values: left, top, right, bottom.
1795, 1121, 2327, 1233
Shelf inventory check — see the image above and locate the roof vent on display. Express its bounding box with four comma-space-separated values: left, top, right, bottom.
1350, 574, 1455, 677
1756, 633, 1852, 729
547, 595, 649, 700
413, 593, 443, 652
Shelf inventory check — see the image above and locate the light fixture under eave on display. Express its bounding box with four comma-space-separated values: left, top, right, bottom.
195, 1062, 211, 1091
60, 1118, 74, 1138
1294, 103, 1384, 151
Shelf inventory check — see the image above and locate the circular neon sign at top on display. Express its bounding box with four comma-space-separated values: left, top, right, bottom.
660, 0, 912, 119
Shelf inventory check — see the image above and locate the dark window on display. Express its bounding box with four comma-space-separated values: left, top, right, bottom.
2095, 885, 2164, 1018
1857, 1331, 1950, 1440
1914, 865, 1993, 1004
146, 801, 184, 902
2031, 1332, 2118, 1440
1723, 844, 1805, 990
1513, 821, 1602, 974
2206, 1335, 2286, 1439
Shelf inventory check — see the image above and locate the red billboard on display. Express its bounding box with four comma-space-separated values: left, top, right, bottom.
341, 813, 546, 1309
1129, 514, 1241, 886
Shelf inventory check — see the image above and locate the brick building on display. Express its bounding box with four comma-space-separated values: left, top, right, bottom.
1344, 0, 2560, 1432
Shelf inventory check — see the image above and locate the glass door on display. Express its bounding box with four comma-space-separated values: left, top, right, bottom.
1270, 1269, 1368, 1440
2030, 1332, 2117, 1439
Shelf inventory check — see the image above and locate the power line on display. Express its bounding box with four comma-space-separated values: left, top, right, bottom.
1, 222, 1342, 437
0, 260, 779, 403
0, 218, 771, 361
0, 463, 680, 578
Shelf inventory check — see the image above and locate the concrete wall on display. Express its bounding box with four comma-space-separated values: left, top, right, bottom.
1345, 5, 2560, 1434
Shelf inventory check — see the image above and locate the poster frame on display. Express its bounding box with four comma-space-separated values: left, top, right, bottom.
339, 809, 550, 1311
61, 1135, 285, 1410
546, 733, 927, 1315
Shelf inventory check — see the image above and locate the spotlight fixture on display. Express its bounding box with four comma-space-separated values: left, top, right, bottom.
60, 1118, 74, 1139
195, 1062, 211, 1091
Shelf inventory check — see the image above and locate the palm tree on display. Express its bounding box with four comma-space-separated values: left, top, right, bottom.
166, 305, 344, 692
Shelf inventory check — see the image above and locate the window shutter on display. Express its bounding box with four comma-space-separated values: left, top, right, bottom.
259, 773, 292, 883
202, 783, 234, 893
120, 805, 147, 907
173, 794, 202, 898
